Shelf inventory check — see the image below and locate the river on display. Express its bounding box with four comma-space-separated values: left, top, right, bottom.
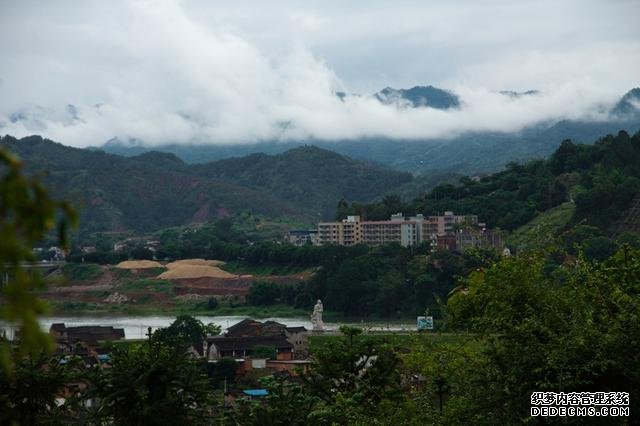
1, 315, 416, 340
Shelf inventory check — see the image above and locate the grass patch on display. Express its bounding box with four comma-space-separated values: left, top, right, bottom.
507, 202, 575, 251
221, 261, 312, 276
88, 290, 110, 298
51, 301, 101, 311
309, 332, 471, 354
113, 268, 133, 279
63, 263, 103, 281
119, 278, 173, 294
231, 213, 312, 241
144, 267, 167, 276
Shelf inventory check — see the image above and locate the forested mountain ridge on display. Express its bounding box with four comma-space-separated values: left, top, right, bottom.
341, 130, 640, 237
0, 135, 411, 235
191, 146, 412, 218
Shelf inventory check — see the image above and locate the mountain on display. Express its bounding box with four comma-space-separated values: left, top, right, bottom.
0, 135, 411, 235
98, 89, 640, 179
98, 138, 302, 164
192, 146, 412, 218
345, 130, 640, 238
498, 90, 540, 98
612, 87, 640, 117
374, 85, 460, 109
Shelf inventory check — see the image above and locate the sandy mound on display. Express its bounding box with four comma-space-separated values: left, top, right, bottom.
157, 264, 237, 280
165, 258, 225, 269
116, 260, 164, 269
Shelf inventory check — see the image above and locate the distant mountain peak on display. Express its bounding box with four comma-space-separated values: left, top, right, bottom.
499, 90, 540, 98
375, 85, 460, 109
131, 150, 185, 166
612, 88, 640, 117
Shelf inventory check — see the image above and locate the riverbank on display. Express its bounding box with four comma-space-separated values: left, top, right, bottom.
0, 314, 419, 341
46, 301, 427, 325
47, 302, 310, 318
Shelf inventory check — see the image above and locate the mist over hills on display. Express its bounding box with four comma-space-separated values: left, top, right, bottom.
374, 85, 460, 109
2, 86, 638, 237
97, 87, 640, 176
0, 135, 410, 235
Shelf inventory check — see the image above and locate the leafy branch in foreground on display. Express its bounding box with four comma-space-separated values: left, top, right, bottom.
0, 148, 76, 371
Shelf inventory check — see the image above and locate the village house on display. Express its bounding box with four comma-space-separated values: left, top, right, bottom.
284, 229, 319, 246
205, 319, 309, 361
455, 227, 504, 252
50, 323, 125, 355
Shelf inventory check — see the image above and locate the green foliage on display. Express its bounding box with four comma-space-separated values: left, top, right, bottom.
206, 297, 218, 310
341, 130, 640, 235
443, 247, 640, 423
234, 376, 321, 426
235, 328, 422, 425
120, 278, 173, 294
300, 243, 494, 318
617, 231, 640, 248
67, 249, 128, 265
192, 145, 413, 219
301, 326, 406, 423
221, 260, 310, 276
152, 315, 218, 351
247, 282, 288, 306
0, 352, 79, 424
93, 343, 214, 425
204, 322, 222, 337
0, 147, 76, 372
251, 345, 277, 359
506, 201, 575, 251
206, 356, 237, 388
1, 136, 411, 236
62, 262, 103, 281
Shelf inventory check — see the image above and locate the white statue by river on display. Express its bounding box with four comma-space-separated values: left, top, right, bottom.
311, 299, 324, 331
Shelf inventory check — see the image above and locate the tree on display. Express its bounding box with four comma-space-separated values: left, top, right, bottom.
93, 343, 214, 425
204, 322, 222, 337
247, 282, 281, 306
0, 352, 79, 424
0, 147, 76, 370
445, 248, 640, 423
251, 345, 276, 359
206, 297, 218, 310
234, 376, 321, 426
206, 356, 237, 388
152, 315, 208, 351
583, 236, 618, 262
300, 326, 405, 423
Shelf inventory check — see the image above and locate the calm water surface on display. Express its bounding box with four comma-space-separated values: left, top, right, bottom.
1, 315, 415, 340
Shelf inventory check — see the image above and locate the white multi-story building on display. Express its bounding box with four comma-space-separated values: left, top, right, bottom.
316, 211, 480, 248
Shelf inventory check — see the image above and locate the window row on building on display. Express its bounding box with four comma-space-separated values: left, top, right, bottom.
316, 211, 480, 248
286, 211, 503, 251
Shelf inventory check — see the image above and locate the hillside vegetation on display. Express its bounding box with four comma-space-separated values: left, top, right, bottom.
342, 130, 640, 235
506, 202, 575, 251
192, 146, 411, 217
0, 136, 410, 236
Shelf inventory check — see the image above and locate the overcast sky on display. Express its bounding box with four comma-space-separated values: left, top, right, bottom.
0, 0, 639, 147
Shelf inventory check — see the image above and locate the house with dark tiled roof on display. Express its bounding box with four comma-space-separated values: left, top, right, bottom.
50, 323, 125, 354
206, 335, 294, 360
206, 319, 309, 360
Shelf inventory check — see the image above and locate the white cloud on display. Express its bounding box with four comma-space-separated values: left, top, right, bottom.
0, 0, 638, 147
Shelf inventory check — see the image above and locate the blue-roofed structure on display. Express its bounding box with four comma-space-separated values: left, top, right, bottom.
242, 389, 268, 397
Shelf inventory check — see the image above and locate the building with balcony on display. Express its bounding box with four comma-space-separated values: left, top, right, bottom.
316, 211, 488, 249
